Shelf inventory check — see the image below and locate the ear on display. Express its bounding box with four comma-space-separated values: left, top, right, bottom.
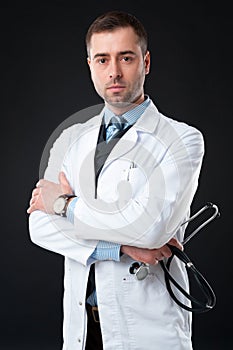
87, 57, 91, 68
144, 51, 150, 75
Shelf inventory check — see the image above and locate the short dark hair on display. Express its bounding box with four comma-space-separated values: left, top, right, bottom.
86, 10, 148, 57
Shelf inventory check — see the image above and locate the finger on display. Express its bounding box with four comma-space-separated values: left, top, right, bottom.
168, 237, 183, 251
29, 197, 34, 206
27, 204, 37, 214
59, 172, 73, 194
36, 179, 44, 188
29, 195, 38, 206
59, 172, 70, 188
36, 180, 41, 188
158, 245, 172, 258
32, 188, 40, 196
154, 252, 164, 261
27, 205, 39, 214
145, 252, 163, 265
27, 206, 32, 213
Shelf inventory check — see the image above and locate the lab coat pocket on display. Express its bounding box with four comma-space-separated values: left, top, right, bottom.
121, 263, 191, 336
121, 267, 173, 343
126, 167, 150, 198
122, 264, 168, 301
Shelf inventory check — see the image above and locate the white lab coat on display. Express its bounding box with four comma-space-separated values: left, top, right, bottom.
29, 101, 204, 350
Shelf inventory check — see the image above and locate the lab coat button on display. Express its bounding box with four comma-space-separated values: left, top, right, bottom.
78, 338, 81, 343
79, 301, 82, 306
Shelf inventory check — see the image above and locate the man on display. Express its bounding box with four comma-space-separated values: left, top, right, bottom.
27, 10, 204, 350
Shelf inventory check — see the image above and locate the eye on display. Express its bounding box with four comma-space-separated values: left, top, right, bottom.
121, 56, 133, 63
98, 58, 106, 64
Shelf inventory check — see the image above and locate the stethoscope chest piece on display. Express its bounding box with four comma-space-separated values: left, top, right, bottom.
129, 262, 150, 281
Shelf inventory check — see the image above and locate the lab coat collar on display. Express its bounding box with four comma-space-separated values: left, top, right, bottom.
134, 100, 160, 134
85, 100, 160, 136
86, 101, 160, 169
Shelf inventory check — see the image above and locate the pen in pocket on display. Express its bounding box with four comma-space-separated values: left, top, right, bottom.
127, 161, 136, 181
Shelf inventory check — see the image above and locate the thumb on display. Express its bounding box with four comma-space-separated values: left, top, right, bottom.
59, 171, 73, 194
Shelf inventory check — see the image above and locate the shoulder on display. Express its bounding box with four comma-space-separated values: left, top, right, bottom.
145, 101, 205, 157
43, 110, 103, 181
161, 111, 202, 134
157, 110, 205, 158
52, 111, 103, 146
148, 100, 204, 145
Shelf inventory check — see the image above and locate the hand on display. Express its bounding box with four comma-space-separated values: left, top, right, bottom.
27, 172, 73, 214
121, 237, 183, 265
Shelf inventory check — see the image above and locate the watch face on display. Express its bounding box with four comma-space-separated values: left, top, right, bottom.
53, 196, 66, 214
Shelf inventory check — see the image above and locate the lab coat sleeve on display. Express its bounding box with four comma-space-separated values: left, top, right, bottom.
70, 125, 205, 248
29, 211, 97, 266
28, 124, 98, 266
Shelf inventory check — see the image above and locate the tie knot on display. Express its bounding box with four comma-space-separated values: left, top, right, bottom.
105, 115, 125, 143
109, 115, 124, 129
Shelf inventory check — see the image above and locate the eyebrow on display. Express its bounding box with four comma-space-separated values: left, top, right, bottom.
93, 50, 136, 60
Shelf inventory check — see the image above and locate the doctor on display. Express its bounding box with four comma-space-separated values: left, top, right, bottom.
27, 10, 204, 350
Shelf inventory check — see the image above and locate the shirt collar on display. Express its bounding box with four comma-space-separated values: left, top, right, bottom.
104, 95, 151, 127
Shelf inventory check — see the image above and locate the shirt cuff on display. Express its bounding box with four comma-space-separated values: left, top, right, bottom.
66, 197, 121, 262
91, 241, 121, 262
66, 197, 78, 223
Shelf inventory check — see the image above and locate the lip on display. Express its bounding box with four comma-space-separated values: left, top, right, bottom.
107, 85, 125, 91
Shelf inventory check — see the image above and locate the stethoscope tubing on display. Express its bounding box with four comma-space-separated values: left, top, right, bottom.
129, 202, 220, 313
161, 202, 219, 313
182, 202, 220, 246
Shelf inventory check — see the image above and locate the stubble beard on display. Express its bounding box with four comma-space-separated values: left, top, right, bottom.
104, 90, 141, 111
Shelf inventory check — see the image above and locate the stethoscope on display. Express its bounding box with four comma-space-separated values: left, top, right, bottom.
129, 202, 220, 313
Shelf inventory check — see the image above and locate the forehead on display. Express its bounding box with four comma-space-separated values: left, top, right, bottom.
89, 27, 141, 57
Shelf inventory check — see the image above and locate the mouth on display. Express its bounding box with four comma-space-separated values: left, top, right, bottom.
107, 85, 126, 92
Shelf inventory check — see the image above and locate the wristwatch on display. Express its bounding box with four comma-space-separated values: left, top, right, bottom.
53, 194, 77, 217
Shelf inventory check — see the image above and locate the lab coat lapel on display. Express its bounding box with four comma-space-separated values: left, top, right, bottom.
101, 101, 160, 167
78, 114, 103, 200
81, 102, 160, 196
106, 126, 138, 163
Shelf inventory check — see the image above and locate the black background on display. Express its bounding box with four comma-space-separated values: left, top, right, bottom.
1, 0, 232, 349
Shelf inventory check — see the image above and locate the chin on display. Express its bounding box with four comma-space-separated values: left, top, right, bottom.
105, 97, 132, 108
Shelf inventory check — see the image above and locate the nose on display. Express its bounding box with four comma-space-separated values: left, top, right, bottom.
109, 60, 122, 80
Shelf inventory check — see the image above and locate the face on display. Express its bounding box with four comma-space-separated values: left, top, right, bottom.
87, 27, 150, 114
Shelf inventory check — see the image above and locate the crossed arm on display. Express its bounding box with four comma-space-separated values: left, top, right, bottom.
27, 171, 183, 265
